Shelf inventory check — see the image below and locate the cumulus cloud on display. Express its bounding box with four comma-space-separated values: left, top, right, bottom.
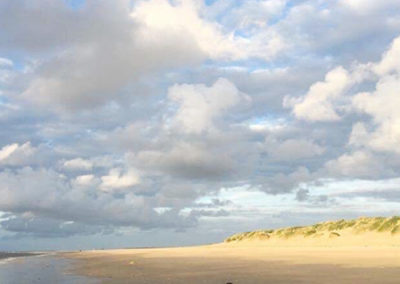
63, 158, 93, 171
285, 66, 354, 121
167, 78, 248, 134
9, 0, 203, 110
324, 151, 387, 178
132, 0, 285, 61
373, 36, 400, 75
291, 35, 400, 157
0, 167, 195, 235
349, 38, 400, 154
74, 174, 97, 187
1, 0, 283, 112
281, 34, 400, 187
132, 0, 232, 60
0, 142, 36, 166
352, 76, 400, 153
100, 168, 140, 191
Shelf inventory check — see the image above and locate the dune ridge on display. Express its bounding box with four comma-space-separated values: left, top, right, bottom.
224, 216, 400, 247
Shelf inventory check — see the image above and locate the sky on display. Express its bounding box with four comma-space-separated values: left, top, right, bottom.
0, 0, 400, 251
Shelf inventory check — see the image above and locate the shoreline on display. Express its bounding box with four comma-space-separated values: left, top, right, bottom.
0, 252, 40, 260
0, 253, 99, 283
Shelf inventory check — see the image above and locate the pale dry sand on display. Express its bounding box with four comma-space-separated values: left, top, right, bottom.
65, 241, 400, 283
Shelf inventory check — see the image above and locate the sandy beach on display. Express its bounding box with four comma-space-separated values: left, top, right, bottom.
63, 217, 400, 283
65, 244, 400, 283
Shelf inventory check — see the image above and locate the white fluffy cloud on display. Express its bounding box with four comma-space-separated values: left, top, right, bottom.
0, 142, 36, 166
288, 35, 400, 156
287, 35, 400, 183
11, 0, 285, 111
352, 75, 400, 153
373, 36, 400, 75
17, 0, 204, 110
351, 36, 400, 154
132, 0, 285, 61
132, 0, 233, 60
168, 78, 248, 134
324, 151, 387, 178
285, 66, 354, 121
100, 168, 140, 191
74, 174, 97, 186
63, 158, 93, 171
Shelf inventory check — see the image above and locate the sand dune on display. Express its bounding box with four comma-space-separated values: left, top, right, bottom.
224, 216, 400, 247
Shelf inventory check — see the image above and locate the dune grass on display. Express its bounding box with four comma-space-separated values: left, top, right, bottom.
329, 232, 341, 238
225, 216, 400, 242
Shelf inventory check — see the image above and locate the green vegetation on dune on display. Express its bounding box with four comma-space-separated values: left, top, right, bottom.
329, 232, 341, 238
225, 230, 271, 242
224, 216, 400, 242
392, 225, 400, 234
304, 229, 317, 237
378, 216, 400, 232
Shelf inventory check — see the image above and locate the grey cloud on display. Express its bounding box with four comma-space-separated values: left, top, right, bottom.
277, 1, 400, 62
189, 209, 230, 218
0, 142, 56, 168
334, 188, 400, 202
0, 216, 110, 239
263, 137, 325, 161
296, 188, 309, 202
257, 167, 315, 194
194, 199, 233, 208
0, 167, 196, 234
137, 143, 235, 180
324, 150, 396, 179
0, 142, 36, 166
2, 0, 206, 110
295, 189, 332, 206
1, 0, 400, 246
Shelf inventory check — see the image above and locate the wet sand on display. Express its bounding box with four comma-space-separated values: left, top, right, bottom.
0, 254, 99, 284
0, 252, 39, 260
65, 244, 400, 283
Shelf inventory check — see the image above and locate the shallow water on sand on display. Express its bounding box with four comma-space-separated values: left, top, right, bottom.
0, 254, 99, 284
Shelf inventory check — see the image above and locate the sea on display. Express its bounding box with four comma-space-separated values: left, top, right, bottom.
0, 253, 99, 284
